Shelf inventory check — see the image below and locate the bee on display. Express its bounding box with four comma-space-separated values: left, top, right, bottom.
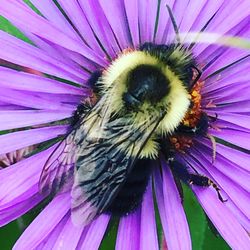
39, 7, 226, 226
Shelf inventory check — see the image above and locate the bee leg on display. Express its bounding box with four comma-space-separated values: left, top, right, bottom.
176, 112, 209, 137
169, 160, 227, 203
189, 174, 227, 203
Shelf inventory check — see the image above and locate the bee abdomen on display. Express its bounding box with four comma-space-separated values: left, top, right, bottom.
105, 158, 153, 216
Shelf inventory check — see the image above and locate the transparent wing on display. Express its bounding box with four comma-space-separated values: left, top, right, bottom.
71, 105, 166, 226
39, 133, 77, 195
39, 97, 106, 195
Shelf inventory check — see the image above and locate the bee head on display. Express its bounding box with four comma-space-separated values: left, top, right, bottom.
123, 65, 170, 111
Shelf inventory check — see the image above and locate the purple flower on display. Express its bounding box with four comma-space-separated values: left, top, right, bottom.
0, 1, 249, 249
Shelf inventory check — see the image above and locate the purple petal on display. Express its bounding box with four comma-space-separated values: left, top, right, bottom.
192, 141, 250, 193
196, 137, 250, 175
0, 125, 67, 155
36, 214, 70, 250
52, 216, 85, 250
203, 82, 250, 104
184, 153, 250, 231
0, 1, 107, 66
13, 192, 71, 250
0, 67, 84, 95
0, 87, 74, 110
55, 1, 105, 55
216, 142, 250, 172
99, 0, 133, 49
138, 0, 158, 43
154, 0, 174, 44
186, 150, 250, 220
179, 1, 208, 33
116, 209, 141, 250
28, 0, 81, 40
193, 187, 250, 249
202, 60, 250, 93
0, 145, 57, 207
154, 162, 192, 250
184, 0, 224, 33
163, 0, 189, 43
212, 113, 250, 130
0, 110, 72, 130
0, 190, 43, 227
204, 101, 250, 114
78, 214, 110, 250
0, 31, 87, 83
0, 146, 57, 225
140, 179, 159, 250
78, 0, 121, 58
211, 128, 250, 150
193, 1, 250, 56
124, 0, 140, 46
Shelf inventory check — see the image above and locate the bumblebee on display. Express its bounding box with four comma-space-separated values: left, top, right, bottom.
39, 40, 226, 226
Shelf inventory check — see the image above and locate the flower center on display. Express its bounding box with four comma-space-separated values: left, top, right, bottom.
169, 80, 206, 153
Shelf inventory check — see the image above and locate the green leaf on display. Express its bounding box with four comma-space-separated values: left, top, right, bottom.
0, 212, 36, 250
100, 219, 118, 250
183, 185, 230, 250
183, 185, 207, 250
203, 223, 230, 250
0, 16, 31, 43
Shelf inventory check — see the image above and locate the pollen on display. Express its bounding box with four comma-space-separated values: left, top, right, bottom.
170, 80, 204, 153
170, 135, 193, 153
183, 81, 204, 128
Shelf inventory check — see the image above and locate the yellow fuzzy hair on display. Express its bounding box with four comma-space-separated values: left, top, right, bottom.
98, 50, 190, 159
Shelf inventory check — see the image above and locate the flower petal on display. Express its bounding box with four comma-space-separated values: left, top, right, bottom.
124, 0, 140, 46
28, 0, 81, 40
77, 214, 110, 250
140, 179, 159, 250
13, 192, 71, 250
0, 1, 107, 66
55, 0, 105, 55
36, 214, 70, 250
211, 128, 250, 150
78, 0, 121, 58
99, 0, 133, 49
0, 125, 67, 155
0, 31, 87, 83
0, 67, 84, 95
186, 149, 250, 220
138, 0, 158, 43
116, 209, 141, 250
193, 187, 250, 250
0, 190, 43, 227
0, 87, 74, 110
0, 110, 72, 130
52, 216, 85, 250
0, 145, 57, 207
154, 162, 192, 250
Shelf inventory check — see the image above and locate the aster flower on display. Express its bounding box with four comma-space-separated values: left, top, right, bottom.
0, 1, 250, 249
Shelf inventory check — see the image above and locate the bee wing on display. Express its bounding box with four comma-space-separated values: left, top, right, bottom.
71, 108, 166, 226
39, 133, 77, 195
39, 94, 111, 194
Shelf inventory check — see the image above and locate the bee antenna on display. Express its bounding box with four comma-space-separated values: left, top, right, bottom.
166, 5, 181, 44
